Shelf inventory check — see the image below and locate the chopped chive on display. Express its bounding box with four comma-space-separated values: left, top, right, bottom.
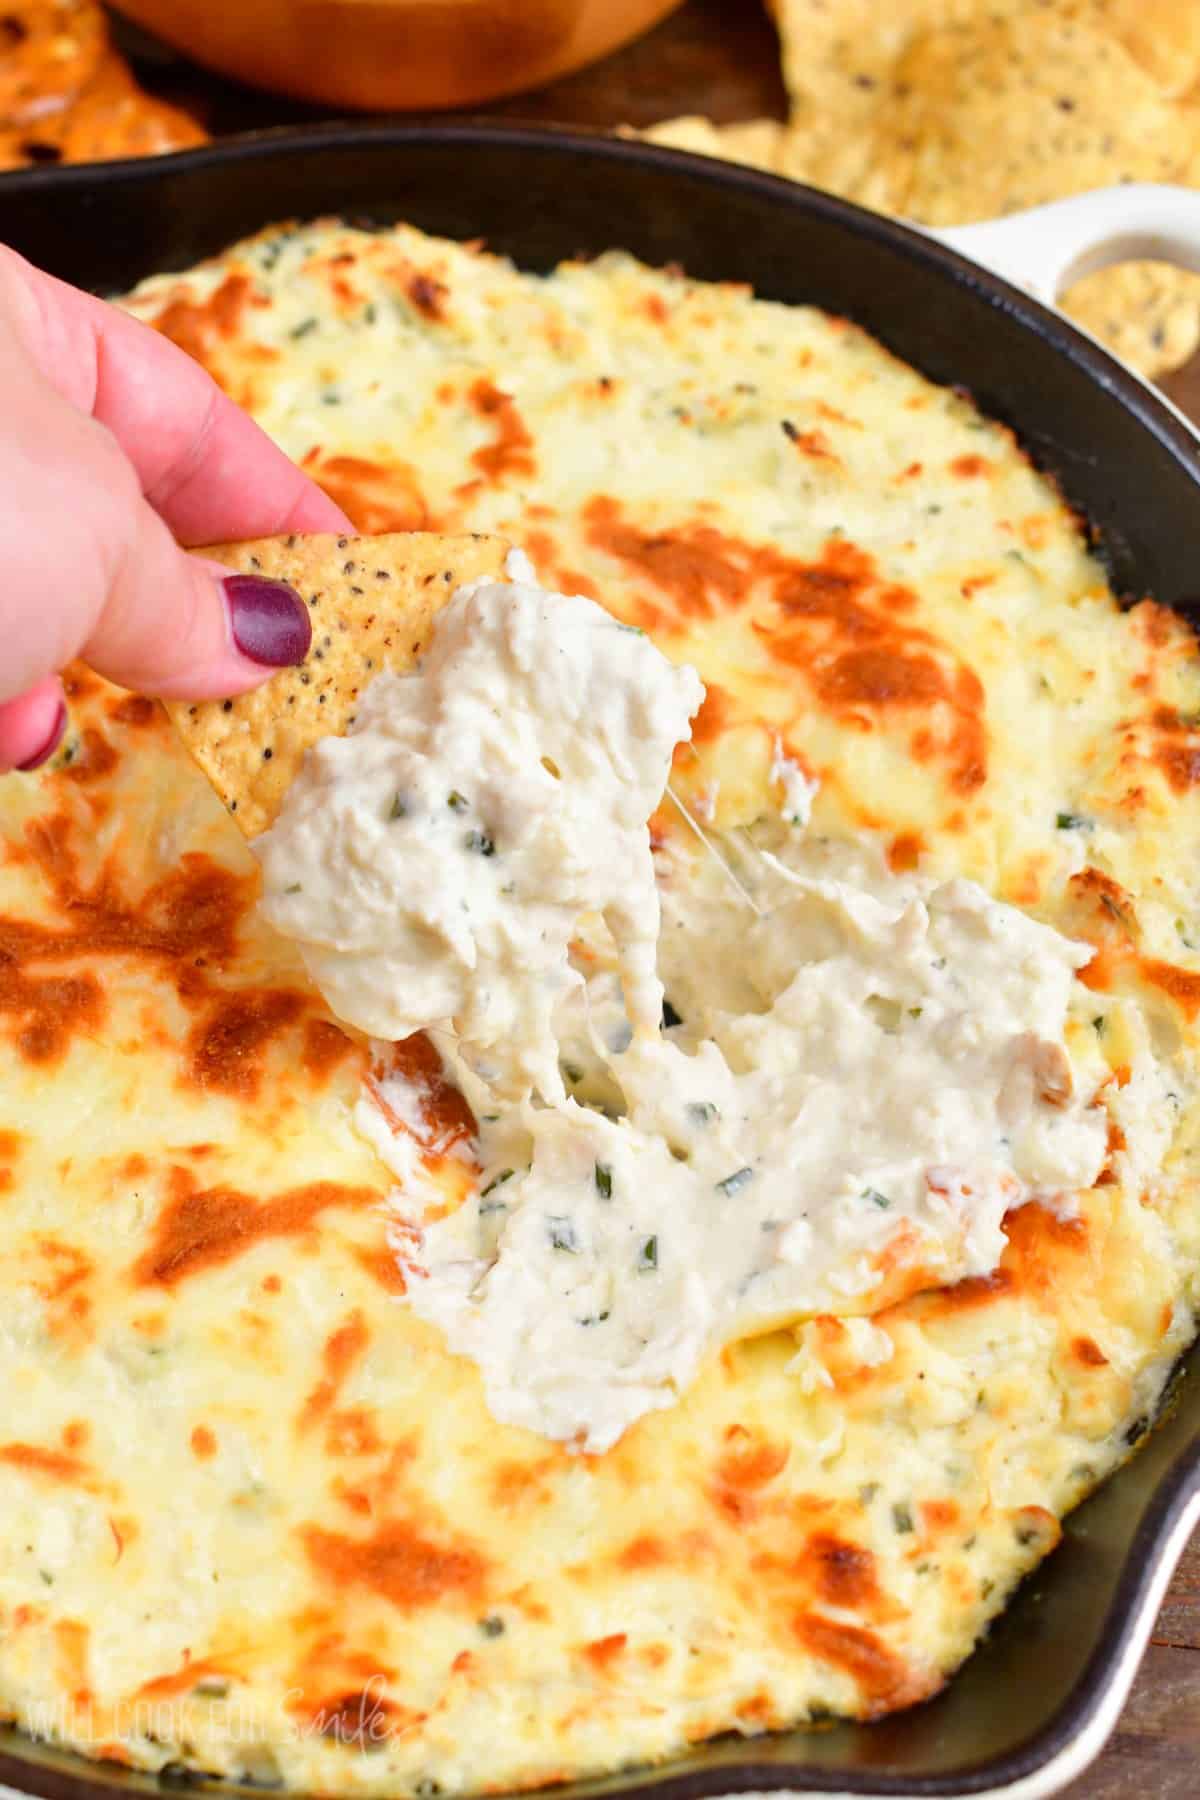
289, 317, 318, 338
479, 1615, 505, 1637
562, 1062, 583, 1085
1093, 1015, 1106, 1034
548, 1216, 580, 1253
862, 1187, 892, 1209
481, 1169, 514, 1198
637, 1235, 658, 1271
594, 1161, 613, 1199
578, 1310, 611, 1326
388, 792, 407, 820
465, 830, 495, 857
892, 1502, 914, 1534
686, 1101, 718, 1125
284, 882, 302, 895
716, 1167, 753, 1198
1056, 811, 1090, 830
447, 790, 468, 810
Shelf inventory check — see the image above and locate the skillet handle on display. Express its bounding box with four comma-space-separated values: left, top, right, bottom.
928, 183, 1200, 305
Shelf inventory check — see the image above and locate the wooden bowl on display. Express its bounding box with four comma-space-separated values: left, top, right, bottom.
110, 0, 685, 110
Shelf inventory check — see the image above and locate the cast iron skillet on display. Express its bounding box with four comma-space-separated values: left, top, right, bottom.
1, 121, 1199, 1800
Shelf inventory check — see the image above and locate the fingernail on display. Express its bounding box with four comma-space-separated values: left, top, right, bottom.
224, 574, 312, 667
17, 698, 67, 772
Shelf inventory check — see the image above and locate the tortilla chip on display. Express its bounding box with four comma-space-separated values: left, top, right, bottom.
639, 0, 1200, 378
166, 531, 509, 839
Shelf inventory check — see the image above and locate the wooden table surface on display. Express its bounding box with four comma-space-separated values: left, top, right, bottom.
115, 1, 1200, 1791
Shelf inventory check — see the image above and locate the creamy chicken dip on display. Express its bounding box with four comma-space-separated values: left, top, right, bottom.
255, 551, 704, 1099
360, 821, 1114, 1451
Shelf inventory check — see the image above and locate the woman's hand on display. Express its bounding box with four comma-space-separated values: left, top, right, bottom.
0, 245, 351, 772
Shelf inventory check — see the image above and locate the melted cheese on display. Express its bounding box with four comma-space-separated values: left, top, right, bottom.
256, 551, 703, 1099
375, 834, 1108, 1450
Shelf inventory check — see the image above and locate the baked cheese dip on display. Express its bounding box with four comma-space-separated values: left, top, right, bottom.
0, 216, 1198, 1795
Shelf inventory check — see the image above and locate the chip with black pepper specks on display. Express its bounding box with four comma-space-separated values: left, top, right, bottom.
165, 531, 509, 838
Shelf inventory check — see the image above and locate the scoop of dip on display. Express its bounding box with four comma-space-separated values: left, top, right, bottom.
254, 551, 705, 1099
375, 842, 1111, 1450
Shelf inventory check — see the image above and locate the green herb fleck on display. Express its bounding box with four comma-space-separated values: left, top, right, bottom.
193, 1678, 231, 1699
862, 1187, 891, 1209
481, 1169, 514, 1199
594, 1162, 613, 1200
716, 1167, 753, 1198
892, 1502, 915, 1534
389, 792, 407, 821
548, 1216, 580, 1253
637, 1235, 658, 1271
447, 790, 468, 811
38, 1570, 54, 1586
1093, 1015, 1106, 1034
615, 622, 645, 635
562, 1062, 583, 1085
858, 1482, 880, 1505
289, 317, 318, 339
284, 882, 303, 895
686, 1101, 718, 1125
578, 1310, 611, 1326
465, 830, 495, 857
1056, 811, 1090, 830
478, 1615, 505, 1638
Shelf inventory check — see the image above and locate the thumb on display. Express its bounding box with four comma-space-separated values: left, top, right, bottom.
84, 493, 312, 701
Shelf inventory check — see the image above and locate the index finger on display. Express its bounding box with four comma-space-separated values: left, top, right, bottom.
0, 246, 352, 545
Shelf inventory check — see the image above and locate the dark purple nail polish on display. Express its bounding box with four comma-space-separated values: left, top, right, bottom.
224, 574, 312, 668
17, 698, 67, 772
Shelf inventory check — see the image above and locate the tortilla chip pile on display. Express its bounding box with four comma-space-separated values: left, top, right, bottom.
0, 0, 205, 171
638, 0, 1200, 377
167, 531, 509, 839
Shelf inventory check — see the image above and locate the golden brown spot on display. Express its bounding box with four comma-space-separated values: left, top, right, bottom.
491, 1456, 562, 1511
1, 821, 254, 1067
305, 1687, 407, 1748
792, 1614, 931, 1715
887, 831, 924, 873
54, 1619, 91, 1707
190, 1425, 217, 1460
785, 425, 839, 464
950, 454, 991, 478
299, 1311, 369, 1435
61, 1420, 88, 1452
920, 1500, 960, 1534
799, 1533, 881, 1610
352, 1244, 407, 1295
302, 1017, 358, 1083
1140, 955, 1200, 1020
404, 268, 448, 321
107, 694, 158, 730
690, 684, 734, 746
147, 272, 260, 378
137, 1658, 230, 1700
585, 496, 748, 619
1071, 1336, 1108, 1368
467, 377, 536, 485
619, 1534, 666, 1570
325, 1409, 382, 1458
185, 988, 307, 1098
583, 1633, 627, 1671
133, 1166, 374, 1288
0, 1441, 87, 1483
716, 1434, 789, 1492
301, 1519, 487, 1611
642, 293, 668, 324
302, 449, 430, 533
368, 1033, 476, 1154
